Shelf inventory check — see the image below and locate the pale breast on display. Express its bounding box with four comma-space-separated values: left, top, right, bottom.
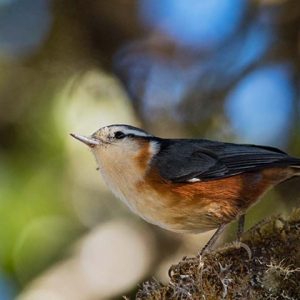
90, 140, 233, 233
91, 140, 152, 212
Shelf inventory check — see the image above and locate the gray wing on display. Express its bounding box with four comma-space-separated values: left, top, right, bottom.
152, 139, 300, 183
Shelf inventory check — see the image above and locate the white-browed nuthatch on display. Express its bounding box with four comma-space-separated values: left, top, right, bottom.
71, 124, 300, 254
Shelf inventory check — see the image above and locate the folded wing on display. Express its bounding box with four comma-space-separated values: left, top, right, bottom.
152, 139, 300, 183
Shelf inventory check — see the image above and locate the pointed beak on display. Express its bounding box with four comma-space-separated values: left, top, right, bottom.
70, 133, 100, 147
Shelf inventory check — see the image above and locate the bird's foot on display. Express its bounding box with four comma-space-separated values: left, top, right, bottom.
229, 240, 252, 260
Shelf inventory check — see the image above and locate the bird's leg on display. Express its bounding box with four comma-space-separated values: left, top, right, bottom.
237, 214, 245, 241
233, 214, 252, 259
199, 223, 226, 256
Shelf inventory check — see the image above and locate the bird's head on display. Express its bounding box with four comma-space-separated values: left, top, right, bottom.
71, 124, 157, 158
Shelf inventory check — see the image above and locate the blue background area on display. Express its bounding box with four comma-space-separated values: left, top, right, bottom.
0, 0, 52, 57
0, 273, 15, 300
135, 0, 295, 146
139, 0, 247, 48
225, 65, 294, 146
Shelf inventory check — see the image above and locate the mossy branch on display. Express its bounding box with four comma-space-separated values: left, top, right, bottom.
135, 209, 300, 300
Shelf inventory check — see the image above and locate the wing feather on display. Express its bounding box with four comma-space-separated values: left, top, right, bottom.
152, 139, 300, 183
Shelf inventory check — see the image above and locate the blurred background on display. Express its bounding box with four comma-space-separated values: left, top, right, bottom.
0, 0, 300, 299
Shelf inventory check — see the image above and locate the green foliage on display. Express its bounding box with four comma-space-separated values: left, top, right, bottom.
0, 83, 83, 284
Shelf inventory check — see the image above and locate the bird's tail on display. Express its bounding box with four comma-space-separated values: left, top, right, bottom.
291, 166, 300, 175
290, 158, 300, 176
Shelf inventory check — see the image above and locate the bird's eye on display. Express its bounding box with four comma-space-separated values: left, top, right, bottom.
114, 131, 126, 139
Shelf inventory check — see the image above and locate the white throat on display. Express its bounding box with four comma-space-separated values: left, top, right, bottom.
91, 143, 147, 214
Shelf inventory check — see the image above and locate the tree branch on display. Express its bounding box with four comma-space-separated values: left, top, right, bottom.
135, 209, 300, 299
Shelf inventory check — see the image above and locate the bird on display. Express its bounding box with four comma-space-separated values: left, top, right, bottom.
71, 124, 300, 254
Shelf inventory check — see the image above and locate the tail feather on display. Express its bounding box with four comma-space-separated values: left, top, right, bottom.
291, 165, 300, 176
288, 156, 300, 175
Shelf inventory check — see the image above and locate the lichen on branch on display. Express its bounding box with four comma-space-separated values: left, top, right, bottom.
135, 209, 300, 300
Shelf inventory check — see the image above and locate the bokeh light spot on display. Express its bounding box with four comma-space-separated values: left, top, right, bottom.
225, 65, 295, 146
0, 273, 16, 300
139, 0, 246, 48
79, 221, 154, 298
0, 0, 52, 58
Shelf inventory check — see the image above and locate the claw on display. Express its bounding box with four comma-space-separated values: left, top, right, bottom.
231, 240, 252, 260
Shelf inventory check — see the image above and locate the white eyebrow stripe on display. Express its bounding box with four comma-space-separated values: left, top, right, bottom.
120, 128, 151, 137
